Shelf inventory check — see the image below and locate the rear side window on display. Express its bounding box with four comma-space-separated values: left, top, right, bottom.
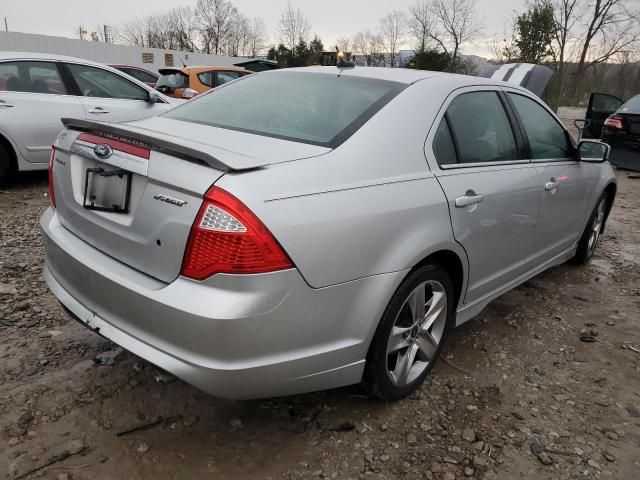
165, 72, 406, 147
157, 71, 188, 89
67, 64, 148, 100
620, 95, 640, 112
215, 71, 242, 86
121, 68, 157, 84
0, 61, 67, 95
433, 118, 457, 165
508, 93, 572, 160
445, 91, 518, 164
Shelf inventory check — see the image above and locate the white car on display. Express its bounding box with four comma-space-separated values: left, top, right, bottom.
0, 52, 176, 184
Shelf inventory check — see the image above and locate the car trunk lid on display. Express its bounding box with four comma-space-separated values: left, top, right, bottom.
51, 118, 329, 283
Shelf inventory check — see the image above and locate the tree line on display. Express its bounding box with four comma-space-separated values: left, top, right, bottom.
83, 0, 639, 105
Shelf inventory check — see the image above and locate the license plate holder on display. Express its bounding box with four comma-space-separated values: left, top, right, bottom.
83, 167, 132, 213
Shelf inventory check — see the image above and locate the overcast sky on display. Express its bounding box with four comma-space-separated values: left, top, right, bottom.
0, 0, 528, 57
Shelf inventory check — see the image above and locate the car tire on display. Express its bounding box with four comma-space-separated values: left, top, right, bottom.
571, 194, 608, 265
363, 263, 454, 401
0, 143, 13, 187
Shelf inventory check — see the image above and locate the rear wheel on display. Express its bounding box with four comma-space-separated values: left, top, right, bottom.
571, 194, 607, 265
0, 143, 13, 187
363, 264, 454, 401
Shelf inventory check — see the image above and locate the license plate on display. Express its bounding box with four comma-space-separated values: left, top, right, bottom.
83, 167, 132, 213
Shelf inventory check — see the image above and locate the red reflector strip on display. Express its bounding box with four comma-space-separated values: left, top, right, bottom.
77, 132, 150, 159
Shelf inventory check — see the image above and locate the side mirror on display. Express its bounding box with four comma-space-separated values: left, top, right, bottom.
578, 140, 610, 163
147, 90, 159, 103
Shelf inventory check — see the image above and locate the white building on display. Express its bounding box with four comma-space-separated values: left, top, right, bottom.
0, 31, 256, 73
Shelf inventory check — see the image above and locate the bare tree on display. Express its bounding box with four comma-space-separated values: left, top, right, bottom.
247, 17, 268, 57
197, 0, 238, 54
430, 0, 481, 67
489, 14, 519, 64
120, 17, 148, 46
379, 10, 407, 67
167, 6, 199, 52
408, 1, 434, 52
352, 29, 384, 66
278, 3, 311, 52
335, 36, 351, 52
575, 0, 639, 73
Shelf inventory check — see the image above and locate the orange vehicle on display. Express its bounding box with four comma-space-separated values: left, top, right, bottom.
156, 66, 251, 99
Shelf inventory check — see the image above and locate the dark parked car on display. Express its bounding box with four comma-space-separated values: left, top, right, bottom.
109, 65, 159, 88
584, 92, 640, 171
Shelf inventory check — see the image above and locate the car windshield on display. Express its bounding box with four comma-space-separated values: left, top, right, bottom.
163, 71, 406, 147
620, 95, 640, 113
157, 71, 188, 89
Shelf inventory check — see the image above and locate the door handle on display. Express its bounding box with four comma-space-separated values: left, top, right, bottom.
0, 100, 14, 108
455, 191, 484, 208
88, 107, 109, 114
545, 181, 560, 191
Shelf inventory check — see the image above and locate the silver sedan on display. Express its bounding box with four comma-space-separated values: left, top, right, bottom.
41, 66, 616, 400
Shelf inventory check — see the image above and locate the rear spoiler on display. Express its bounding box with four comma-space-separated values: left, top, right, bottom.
61, 118, 268, 172
482, 63, 554, 98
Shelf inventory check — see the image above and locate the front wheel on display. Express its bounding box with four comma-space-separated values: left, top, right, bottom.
363, 264, 454, 401
571, 195, 607, 265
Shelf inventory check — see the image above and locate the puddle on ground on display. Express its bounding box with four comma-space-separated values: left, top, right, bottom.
591, 258, 615, 275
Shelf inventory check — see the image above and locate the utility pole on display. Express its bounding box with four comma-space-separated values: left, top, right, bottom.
4, 17, 7, 32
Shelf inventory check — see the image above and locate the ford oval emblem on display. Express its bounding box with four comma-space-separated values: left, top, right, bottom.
94, 144, 113, 159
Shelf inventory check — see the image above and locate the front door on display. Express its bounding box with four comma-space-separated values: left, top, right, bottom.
506, 92, 594, 258
63, 63, 169, 123
430, 90, 543, 303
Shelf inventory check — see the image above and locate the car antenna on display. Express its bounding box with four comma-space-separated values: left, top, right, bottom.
177, 55, 187, 68
336, 47, 355, 69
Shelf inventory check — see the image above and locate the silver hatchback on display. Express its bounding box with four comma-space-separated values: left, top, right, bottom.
41, 67, 616, 400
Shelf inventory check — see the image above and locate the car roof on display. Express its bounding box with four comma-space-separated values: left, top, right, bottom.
159, 66, 250, 74
0, 51, 111, 68
269, 66, 528, 91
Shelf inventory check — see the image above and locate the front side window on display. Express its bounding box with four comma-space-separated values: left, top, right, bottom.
165, 72, 405, 147
67, 63, 148, 100
0, 61, 66, 95
445, 91, 518, 164
508, 93, 572, 160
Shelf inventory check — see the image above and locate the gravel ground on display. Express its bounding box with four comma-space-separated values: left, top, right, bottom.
1, 169, 639, 480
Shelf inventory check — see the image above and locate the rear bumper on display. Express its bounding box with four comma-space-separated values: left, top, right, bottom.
602, 136, 640, 171
40, 208, 403, 399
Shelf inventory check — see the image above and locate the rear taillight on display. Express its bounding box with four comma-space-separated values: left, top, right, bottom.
181, 187, 294, 280
48, 146, 56, 208
604, 116, 624, 130
182, 88, 199, 99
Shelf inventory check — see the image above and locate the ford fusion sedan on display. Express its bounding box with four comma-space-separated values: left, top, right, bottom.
0, 52, 176, 185
41, 67, 616, 401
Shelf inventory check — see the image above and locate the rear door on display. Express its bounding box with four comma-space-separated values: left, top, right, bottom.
63, 63, 170, 122
584, 93, 625, 138
0, 60, 85, 164
506, 90, 594, 259
430, 88, 543, 303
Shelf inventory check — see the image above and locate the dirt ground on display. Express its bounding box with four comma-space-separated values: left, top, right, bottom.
1, 169, 639, 480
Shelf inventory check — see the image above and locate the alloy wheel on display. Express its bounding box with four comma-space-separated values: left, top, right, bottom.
588, 200, 605, 254
386, 280, 447, 387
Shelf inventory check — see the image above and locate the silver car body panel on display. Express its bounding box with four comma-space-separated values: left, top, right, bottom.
42, 67, 617, 398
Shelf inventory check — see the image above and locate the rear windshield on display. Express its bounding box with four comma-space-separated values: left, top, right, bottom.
620, 95, 640, 113
157, 71, 188, 89
163, 71, 406, 147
